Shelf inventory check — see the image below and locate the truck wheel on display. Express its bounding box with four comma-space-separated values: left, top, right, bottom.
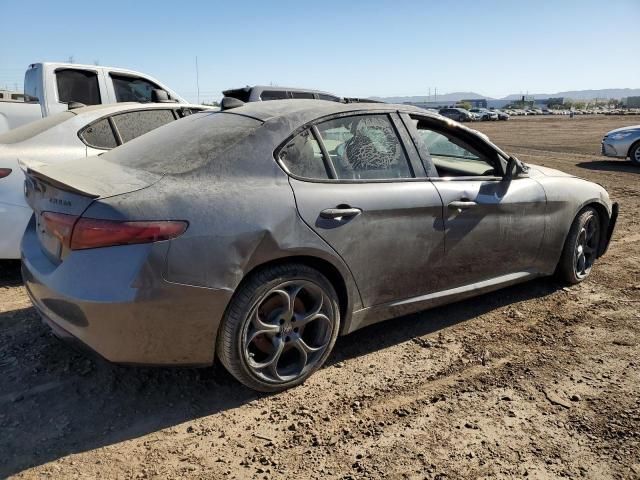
217, 263, 340, 392
556, 207, 601, 284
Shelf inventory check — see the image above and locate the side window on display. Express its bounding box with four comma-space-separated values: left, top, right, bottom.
79, 118, 118, 149
290, 91, 315, 99
279, 129, 329, 179
318, 94, 339, 102
112, 110, 176, 143
316, 115, 412, 180
111, 74, 162, 103
413, 120, 496, 177
260, 90, 289, 101
56, 69, 101, 105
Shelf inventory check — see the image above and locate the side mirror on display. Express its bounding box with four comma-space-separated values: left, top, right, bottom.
67, 101, 86, 110
151, 89, 172, 103
504, 156, 524, 179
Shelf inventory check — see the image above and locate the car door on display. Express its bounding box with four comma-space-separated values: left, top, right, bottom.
402, 113, 546, 288
280, 112, 445, 308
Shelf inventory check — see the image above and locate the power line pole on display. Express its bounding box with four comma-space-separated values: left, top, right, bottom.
195, 56, 200, 104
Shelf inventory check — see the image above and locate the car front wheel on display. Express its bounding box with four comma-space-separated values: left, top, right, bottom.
217, 263, 340, 392
557, 207, 601, 284
629, 142, 640, 166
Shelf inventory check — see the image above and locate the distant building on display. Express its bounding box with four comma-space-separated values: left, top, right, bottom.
461, 98, 487, 108
546, 97, 564, 106
403, 101, 455, 110
0, 90, 24, 102
404, 98, 488, 110
624, 96, 640, 108
486, 99, 512, 109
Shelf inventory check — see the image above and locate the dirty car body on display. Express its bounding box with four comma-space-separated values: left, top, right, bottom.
21, 100, 617, 390
0, 102, 210, 259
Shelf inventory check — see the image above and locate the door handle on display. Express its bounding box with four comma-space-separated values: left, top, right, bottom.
320, 207, 362, 220
448, 200, 477, 210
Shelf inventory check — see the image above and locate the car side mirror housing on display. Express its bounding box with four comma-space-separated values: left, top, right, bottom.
151, 89, 173, 103
504, 156, 524, 179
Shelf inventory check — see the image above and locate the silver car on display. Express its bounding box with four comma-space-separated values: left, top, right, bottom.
601, 125, 640, 165
21, 100, 618, 392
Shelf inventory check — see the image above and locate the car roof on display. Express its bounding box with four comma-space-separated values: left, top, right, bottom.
225, 99, 439, 124
223, 85, 338, 96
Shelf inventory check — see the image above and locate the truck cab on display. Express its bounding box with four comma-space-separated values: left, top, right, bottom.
1, 62, 186, 133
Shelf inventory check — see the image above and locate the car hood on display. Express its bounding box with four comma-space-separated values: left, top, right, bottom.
525, 163, 575, 178
605, 125, 640, 136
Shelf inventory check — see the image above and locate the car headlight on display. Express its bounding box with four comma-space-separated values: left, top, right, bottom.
609, 132, 634, 140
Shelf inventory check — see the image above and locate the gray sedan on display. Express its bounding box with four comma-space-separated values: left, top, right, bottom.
21, 100, 618, 392
601, 125, 640, 165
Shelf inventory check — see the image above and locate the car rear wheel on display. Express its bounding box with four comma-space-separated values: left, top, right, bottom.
556, 207, 601, 284
629, 142, 640, 166
217, 263, 340, 392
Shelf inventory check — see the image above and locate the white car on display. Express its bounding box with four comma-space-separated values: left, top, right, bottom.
0, 102, 211, 259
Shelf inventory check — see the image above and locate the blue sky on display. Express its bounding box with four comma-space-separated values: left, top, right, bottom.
1, 0, 638, 102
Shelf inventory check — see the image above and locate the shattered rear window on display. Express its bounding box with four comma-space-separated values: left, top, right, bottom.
103, 112, 262, 175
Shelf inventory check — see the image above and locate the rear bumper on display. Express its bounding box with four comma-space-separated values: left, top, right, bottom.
21, 217, 232, 366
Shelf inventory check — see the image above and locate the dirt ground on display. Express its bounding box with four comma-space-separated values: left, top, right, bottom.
1, 115, 639, 479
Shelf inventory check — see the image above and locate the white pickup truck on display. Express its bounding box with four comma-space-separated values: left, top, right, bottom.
0, 62, 187, 134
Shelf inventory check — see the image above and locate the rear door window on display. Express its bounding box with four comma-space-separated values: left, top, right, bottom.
56, 69, 101, 105
260, 90, 289, 101
112, 109, 176, 143
290, 91, 315, 99
111, 74, 162, 103
318, 93, 340, 102
79, 118, 118, 149
316, 114, 413, 180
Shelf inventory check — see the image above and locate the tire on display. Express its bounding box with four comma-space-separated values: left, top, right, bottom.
629, 142, 640, 166
556, 207, 602, 284
216, 263, 340, 392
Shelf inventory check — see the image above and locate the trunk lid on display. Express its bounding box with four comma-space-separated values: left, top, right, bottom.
22, 156, 162, 262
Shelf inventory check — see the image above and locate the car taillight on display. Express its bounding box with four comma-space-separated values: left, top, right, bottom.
40, 212, 188, 250
0, 168, 12, 179
42, 212, 77, 248
70, 218, 188, 250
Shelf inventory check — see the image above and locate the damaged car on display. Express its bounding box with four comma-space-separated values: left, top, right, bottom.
21, 99, 617, 392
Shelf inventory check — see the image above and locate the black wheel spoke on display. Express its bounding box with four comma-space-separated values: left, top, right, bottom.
242, 279, 335, 384
573, 213, 600, 280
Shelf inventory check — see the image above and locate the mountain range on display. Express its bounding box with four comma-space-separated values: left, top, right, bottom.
373, 88, 640, 103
